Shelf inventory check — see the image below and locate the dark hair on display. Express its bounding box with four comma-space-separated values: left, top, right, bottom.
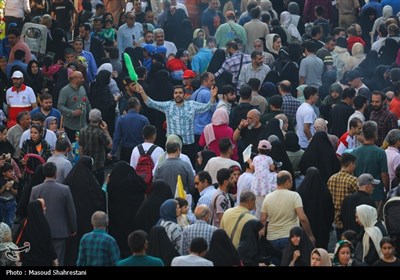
311, 26, 322, 37
303, 86, 318, 100
7, 28, 20, 37
142, 125, 156, 140
176, 197, 188, 208
372, 91, 386, 102
340, 153, 356, 167
173, 85, 185, 92
278, 81, 291, 93
55, 138, 69, 152
166, 142, 180, 154
349, 117, 362, 129
108, 47, 119, 59
219, 138, 232, 154
342, 88, 356, 100
380, 236, 395, 248
239, 84, 253, 100
135, 66, 146, 78
190, 237, 208, 254
378, 23, 388, 37
225, 41, 238, 50
353, 95, 367, 110
30, 124, 43, 135
247, 78, 261, 91
32, 112, 46, 122
249, 6, 261, 19
197, 171, 212, 185
303, 40, 317, 53
40, 93, 53, 101
216, 168, 230, 186
333, 27, 345, 36
128, 230, 148, 253
0, 162, 13, 173
80, 22, 91, 31
221, 85, 235, 95
43, 162, 57, 177
315, 5, 324, 16
14, 49, 25, 60
16, 111, 30, 124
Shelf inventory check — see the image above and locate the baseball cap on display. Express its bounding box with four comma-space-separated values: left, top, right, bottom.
347, 70, 362, 81
182, 70, 195, 79
11, 70, 23, 79
155, 46, 167, 54
358, 173, 380, 186
258, 140, 271, 150
143, 44, 156, 55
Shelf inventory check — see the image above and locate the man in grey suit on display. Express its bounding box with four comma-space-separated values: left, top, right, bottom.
30, 162, 77, 266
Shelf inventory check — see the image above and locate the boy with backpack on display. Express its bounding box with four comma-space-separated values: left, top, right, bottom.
130, 125, 164, 192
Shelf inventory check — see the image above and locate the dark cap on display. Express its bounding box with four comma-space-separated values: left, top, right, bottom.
347, 70, 362, 81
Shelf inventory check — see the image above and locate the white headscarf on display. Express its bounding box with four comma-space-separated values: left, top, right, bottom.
356, 204, 384, 261
280, 11, 302, 42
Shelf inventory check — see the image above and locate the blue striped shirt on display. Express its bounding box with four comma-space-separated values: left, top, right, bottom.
146, 98, 215, 145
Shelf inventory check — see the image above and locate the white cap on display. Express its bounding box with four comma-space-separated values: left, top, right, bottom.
11, 71, 23, 79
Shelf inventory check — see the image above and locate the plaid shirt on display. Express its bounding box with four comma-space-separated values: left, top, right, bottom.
180, 220, 218, 255
79, 124, 111, 170
282, 93, 301, 123
77, 229, 120, 266
146, 98, 215, 145
327, 171, 358, 229
370, 107, 398, 146
215, 51, 251, 84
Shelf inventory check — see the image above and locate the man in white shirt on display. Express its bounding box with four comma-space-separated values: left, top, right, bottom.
296, 86, 318, 149
171, 238, 213, 266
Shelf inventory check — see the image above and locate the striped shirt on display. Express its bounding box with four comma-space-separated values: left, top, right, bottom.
146, 98, 215, 145
197, 185, 217, 209
215, 51, 251, 84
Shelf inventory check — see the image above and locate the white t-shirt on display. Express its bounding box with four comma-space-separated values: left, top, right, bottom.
171, 255, 213, 266
296, 102, 316, 149
130, 142, 164, 170
204, 157, 241, 184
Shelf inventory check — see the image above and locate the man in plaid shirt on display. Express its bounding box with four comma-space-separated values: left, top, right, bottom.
77, 211, 120, 266
136, 83, 217, 165
327, 153, 358, 239
370, 91, 398, 147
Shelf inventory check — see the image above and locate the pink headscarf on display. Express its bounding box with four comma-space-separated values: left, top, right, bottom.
203, 108, 229, 146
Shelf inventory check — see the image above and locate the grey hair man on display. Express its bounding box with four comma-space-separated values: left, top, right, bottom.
79, 109, 112, 185
77, 211, 120, 266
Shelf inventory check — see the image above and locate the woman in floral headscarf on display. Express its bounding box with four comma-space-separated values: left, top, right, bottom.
332, 239, 361, 266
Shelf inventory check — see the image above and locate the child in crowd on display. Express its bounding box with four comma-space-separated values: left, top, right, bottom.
71, 131, 80, 166
373, 237, 400, 266
251, 140, 274, 219
0, 163, 18, 228
176, 197, 195, 227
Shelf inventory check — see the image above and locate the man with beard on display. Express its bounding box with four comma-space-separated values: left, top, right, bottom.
136, 83, 217, 166
369, 91, 398, 147
233, 108, 269, 155
30, 93, 61, 123
238, 51, 271, 90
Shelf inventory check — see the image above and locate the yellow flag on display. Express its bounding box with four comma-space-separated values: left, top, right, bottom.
175, 175, 186, 199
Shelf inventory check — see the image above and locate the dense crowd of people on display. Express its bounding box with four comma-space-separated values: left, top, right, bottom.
1, 0, 400, 267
